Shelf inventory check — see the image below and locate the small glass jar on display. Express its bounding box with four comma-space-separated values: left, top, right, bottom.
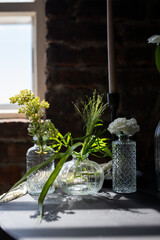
155, 120, 160, 191
58, 154, 104, 195
112, 134, 136, 193
26, 136, 55, 196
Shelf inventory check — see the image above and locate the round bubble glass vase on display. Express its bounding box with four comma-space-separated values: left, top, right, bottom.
26, 136, 55, 196
112, 134, 136, 193
155, 120, 160, 191
58, 154, 104, 195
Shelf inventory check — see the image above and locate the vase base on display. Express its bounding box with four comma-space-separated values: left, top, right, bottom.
113, 188, 136, 194
62, 183, 99, 196
28, 185, 55, 197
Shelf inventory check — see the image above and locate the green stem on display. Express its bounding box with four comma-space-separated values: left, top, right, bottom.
38, 142, 82, 218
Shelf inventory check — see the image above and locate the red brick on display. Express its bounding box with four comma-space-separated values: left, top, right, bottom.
47, 43, 107, 67
46, 0, 76, 17
0, 142, 32, 163
116, 46, 154, 67
113, 0, 147, 20
0, 119, 29, 139
46, 68, 107, 87
0, 166, 25, 185
46, 20, 107, 44
0, 143, 7, 162
76, 0, 107, 19
7, 143, 32, 163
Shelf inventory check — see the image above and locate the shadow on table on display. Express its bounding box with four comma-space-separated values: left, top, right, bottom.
0, 227, 16, 240
113, 190, 160, 213
30, 191, 112, 222
1, 189, 160, 223
30, 189, 160, 222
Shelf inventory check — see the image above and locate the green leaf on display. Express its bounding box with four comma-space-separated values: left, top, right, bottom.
94, 123, 103, 127
66, 132, 71, 145
82, 129, 106, 155
155, 43, 160, 72
38, 142, 82, 218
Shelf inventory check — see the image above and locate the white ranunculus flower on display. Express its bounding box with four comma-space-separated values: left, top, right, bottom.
107, 117, 127, 135
107, 117, 140, 136
148, 35, 160, 45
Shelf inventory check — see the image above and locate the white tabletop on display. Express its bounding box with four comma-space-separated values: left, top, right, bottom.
0, 189, 160, 240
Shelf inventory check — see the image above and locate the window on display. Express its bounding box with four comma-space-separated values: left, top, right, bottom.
0, 0, 45, 117
0, 1, 35, 2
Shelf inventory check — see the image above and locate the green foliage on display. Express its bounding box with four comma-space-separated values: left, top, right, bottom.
89, 135, 112, 158
73, 90, 109, 157
50, 132, 73, 153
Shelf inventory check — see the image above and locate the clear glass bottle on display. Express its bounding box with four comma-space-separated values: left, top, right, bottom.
58, 154, 104, 195
155, 120, 160, 191
26, 136, 55, 196
112, 134, 136, 193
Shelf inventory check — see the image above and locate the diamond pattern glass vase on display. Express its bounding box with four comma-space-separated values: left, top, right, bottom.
112, 134, 136, 193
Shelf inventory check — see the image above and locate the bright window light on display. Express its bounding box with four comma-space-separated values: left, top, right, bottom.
0, 0, 45, 117
0, 1, 35, 2
0, 16, 32, 107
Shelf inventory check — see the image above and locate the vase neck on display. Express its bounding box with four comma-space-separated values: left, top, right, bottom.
117, 134, 129, 141
33, 136, 47, 147
72, 153, 89, 162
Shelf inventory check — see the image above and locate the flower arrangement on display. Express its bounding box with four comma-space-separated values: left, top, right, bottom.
57, 91, 112, 195
36, 91, 111, 217
107, 117, 140, 136
148, 35, 160, 72
1, 90, 112, 219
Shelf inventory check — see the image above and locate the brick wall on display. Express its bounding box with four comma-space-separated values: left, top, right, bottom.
45, 0, 110, 137
0, 120, 32, 194
0, 0, 160, 194
45, 0, 160, 189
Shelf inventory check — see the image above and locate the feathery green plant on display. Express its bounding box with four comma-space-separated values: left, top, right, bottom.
73, 90, 111, 158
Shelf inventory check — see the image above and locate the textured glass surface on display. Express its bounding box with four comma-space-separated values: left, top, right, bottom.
26, 139, 55, 196
112, 135, 136, 193
155, 121, 160, 191
58, 156, 104, 195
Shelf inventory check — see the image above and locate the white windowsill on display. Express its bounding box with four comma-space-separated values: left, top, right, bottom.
0, 110, 26, 119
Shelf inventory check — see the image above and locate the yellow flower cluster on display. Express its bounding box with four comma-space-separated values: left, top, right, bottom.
10, 89, 34, 105
9, 89, 56, 141
10, 89, 50, 122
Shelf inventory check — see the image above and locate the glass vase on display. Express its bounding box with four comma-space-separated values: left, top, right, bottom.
155, 120, 160, 191
112, 134, 136, 193
26, 136, 55, 196
57, 154, 104, 195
